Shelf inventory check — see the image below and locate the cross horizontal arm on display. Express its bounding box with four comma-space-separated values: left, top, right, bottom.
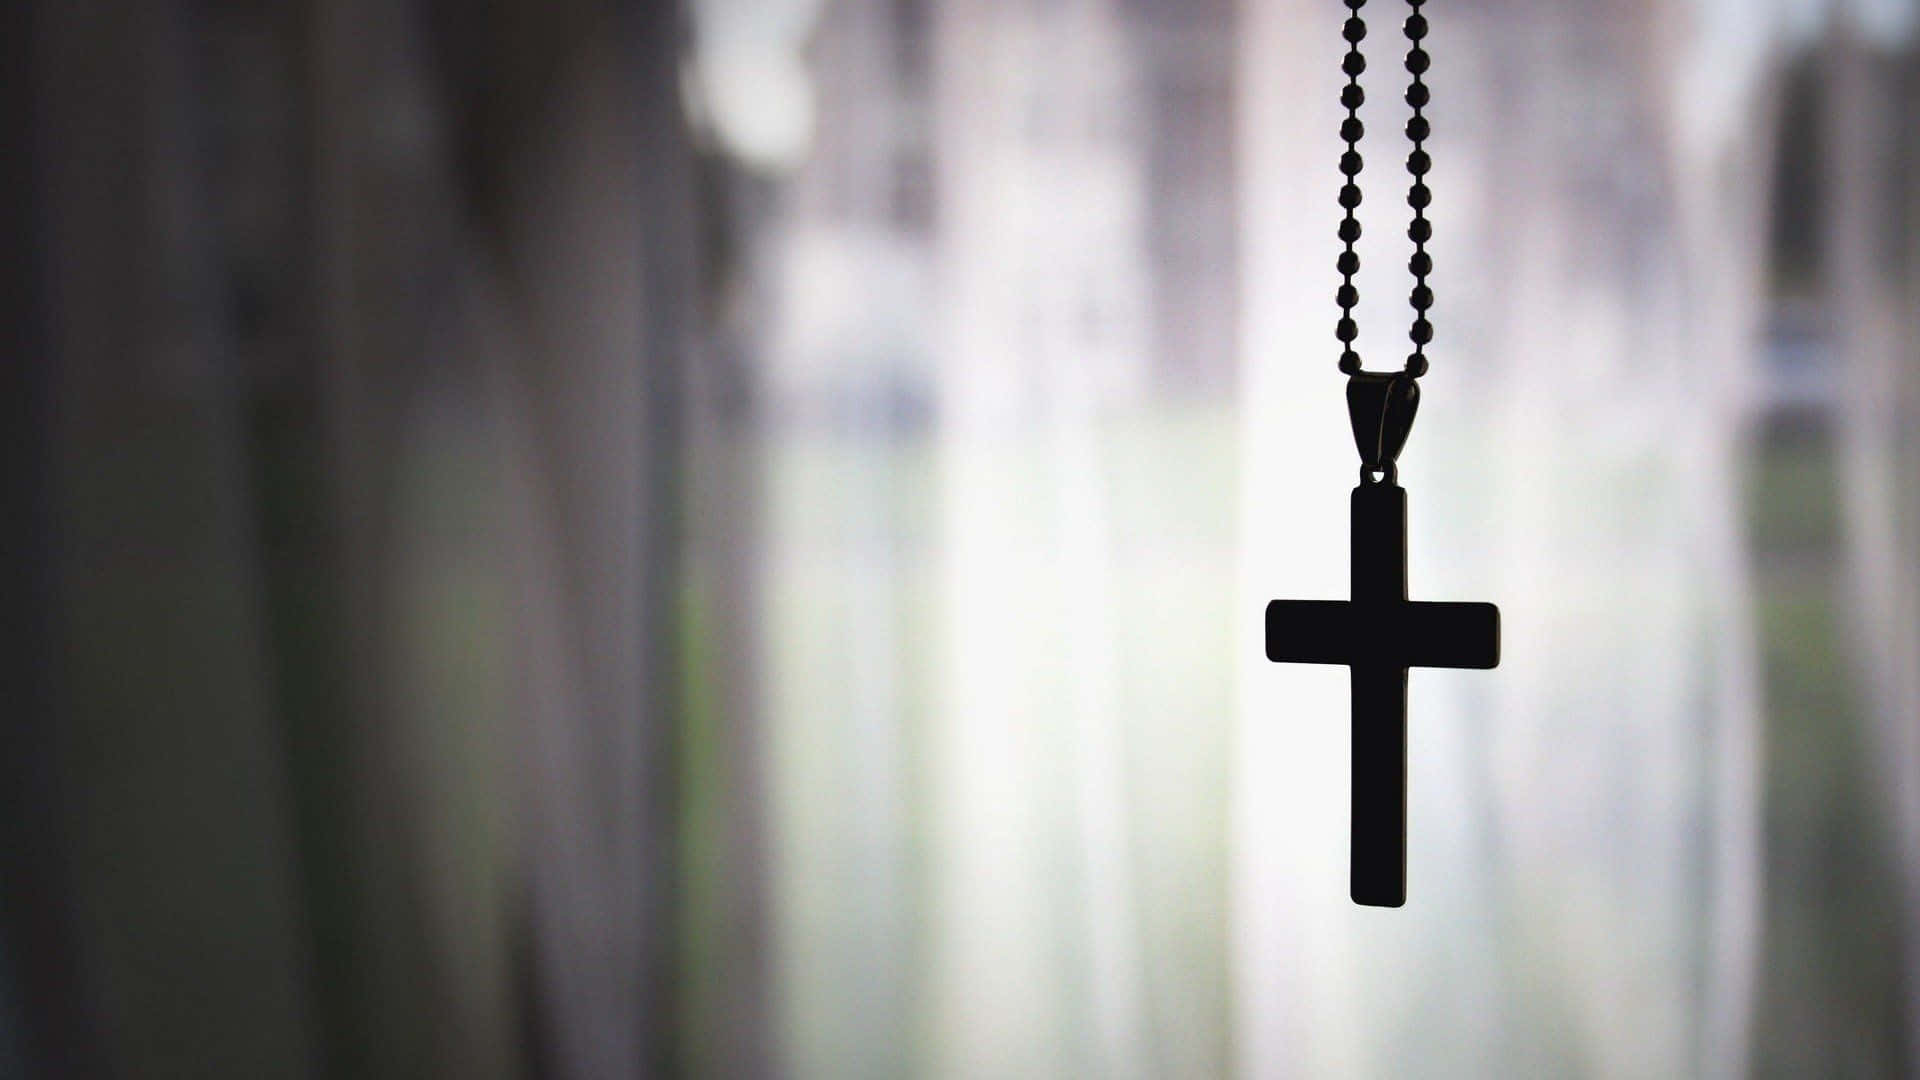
1399, 601, 1500, 670
1264, 599, 1356, 664
1265, 599, 1499, 669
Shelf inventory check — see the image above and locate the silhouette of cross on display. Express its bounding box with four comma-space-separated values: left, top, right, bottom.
1265, 479, 1499, 907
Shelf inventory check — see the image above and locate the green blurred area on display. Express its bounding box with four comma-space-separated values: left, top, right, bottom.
1749, 420, 1912, 1079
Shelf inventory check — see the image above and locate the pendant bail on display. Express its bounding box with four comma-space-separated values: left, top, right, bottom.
1346, 372, 1420, 484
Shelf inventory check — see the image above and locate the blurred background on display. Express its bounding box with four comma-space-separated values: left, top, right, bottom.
5, 0, 1920, 1076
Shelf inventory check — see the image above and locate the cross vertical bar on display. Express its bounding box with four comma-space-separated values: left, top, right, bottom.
1350, 666, 1408, 906
1350, 482, 1409, 907
1351, 481, 1407, 605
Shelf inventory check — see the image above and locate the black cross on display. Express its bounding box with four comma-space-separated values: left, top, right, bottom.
1265, 479, 1499, 907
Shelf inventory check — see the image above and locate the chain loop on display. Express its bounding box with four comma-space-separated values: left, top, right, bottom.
1334, 0, 1434, 380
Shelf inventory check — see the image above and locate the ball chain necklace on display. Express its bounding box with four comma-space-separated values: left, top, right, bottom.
1263, 0, 1502, 909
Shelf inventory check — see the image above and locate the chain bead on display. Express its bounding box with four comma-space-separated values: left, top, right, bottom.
1404, 354, 1430, 377
1406, 47, 1430, 75
1409, 251, 1431, 276
1408, 149, 1431, 175
1407, 183, 1431, 209
1406, 116, 1430, 141
1411, 318, 1433, 345
1405, 14, 1428, 39
1339, 218, 1362, 243
1337, 318, 1359, 343
1343, 51, 1367, 76
1339, 351, 1363, 375
1410, 285, 1433, 310
1408, 218, 1431, 243
1342, 84, 1366, 110
1338, 284, 1359, 308
1338, 250, 1360, 276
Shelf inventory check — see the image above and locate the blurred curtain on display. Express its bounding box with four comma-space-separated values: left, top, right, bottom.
725, 0, 1238, 1075
12, 1, 732, 1077
1823, 21, 1920, 1076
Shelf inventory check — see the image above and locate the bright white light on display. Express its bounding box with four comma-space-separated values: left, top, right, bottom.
691, 46, 816, 172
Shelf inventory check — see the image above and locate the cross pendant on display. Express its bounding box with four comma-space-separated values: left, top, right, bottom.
1265, 480, 1499, 907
